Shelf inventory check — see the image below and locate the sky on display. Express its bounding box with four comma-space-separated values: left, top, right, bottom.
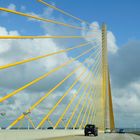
0, 0, 140, 129
49, 0, 140, 46
0, 0, 140, 45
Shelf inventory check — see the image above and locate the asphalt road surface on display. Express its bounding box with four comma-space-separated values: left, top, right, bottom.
40, 133, 140, 140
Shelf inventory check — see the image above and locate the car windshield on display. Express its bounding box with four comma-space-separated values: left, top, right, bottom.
86, 125, 94, 128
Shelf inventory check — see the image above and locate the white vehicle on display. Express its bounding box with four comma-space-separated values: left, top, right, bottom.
105, 128, 111, 133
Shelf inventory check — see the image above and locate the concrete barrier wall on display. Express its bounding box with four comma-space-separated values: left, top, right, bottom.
0, 130, 84, 140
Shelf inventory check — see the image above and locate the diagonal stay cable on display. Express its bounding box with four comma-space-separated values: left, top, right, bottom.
36, 48, 101, 129
53, 50, 101, 129
6, 46, 99, 129
84, 55, 102, 126
0, 35, 84, 39
54, 49, 100, 128
0, 8, 88, 31
37, 0, 90, 26
37, 0, 101, 30
87, 52, 102, 123
80, 59, 102, 128
37, 48, 100, 128
0, 41, 92, 70
73, 54, 102, 128
90, 70, 102, 125
0, 33, 100, 39
54, 49, 102, 129
79, 91, 92, 128
92, 64, 102, 124
0, 46, 97, 103
83, 70, 101, 128
65, 51, 101, 129
36, 60, 94, 129
73, 87, 91, 129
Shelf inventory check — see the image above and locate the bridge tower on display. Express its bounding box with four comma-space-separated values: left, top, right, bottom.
102, 23, 115, 131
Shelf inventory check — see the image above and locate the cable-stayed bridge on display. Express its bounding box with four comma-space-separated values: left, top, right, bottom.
0, 1, 139, 140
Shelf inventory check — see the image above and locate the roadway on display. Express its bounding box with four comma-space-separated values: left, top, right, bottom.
41, 133, 140, 140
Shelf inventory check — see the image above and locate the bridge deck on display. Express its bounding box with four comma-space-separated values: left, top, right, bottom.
42, 133, 140, 140
0, 130, 140, 140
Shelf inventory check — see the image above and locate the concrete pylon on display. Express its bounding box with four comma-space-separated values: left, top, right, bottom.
102, 23, 115, 131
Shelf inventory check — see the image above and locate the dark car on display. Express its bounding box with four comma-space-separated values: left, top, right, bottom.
84, 124, 98, 136
47, 127, 53, 129
118, 129, 125, 134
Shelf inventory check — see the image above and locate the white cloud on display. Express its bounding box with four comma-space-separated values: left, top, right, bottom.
0, 25, 95, 128
0, 27, 19, 56
20, 5, 26, 11
107, 31, 118, 54
0, 4, 16, 17
0, 17, 118, 128
83, 22, 118, 54
113, 84, 140, 127
110, 40, 140, 128
7, 4, 16, 11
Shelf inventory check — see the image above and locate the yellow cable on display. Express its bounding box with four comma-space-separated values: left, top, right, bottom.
65, 51, 101, 129
0, 46, 95, 103
41, 48, 102, 129
73, 84, 93, 129
47, 118, 54, 127
54, 84, 85, 129
91, 78, 101, 126
65, 81, 89, 129
81, 78, 99, 128
0, 35, 84, 39
85, 95, 94, 125
0, 41, 91, 70
91, 65, 102, 126
0, 8, 87, 30
53, 54, 96, 129
37, 0, 90, 25
95, 73, 102, 128
89, 70, 101, 124
90, 57, 102, 124
79, 93, 92, 129
72, 53, 102, 129
89, 90, 97, 123
6, 47, 97, 129
18, 118, 24, 129
85, 76, 99, 126
87, 60, 102, 125
36, 49, 102, 129
36, 67, 87, 129
26, 116, 35, 129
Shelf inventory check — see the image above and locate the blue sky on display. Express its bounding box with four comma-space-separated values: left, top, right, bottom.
50, 0, 140, 46
0, 0, 140, 46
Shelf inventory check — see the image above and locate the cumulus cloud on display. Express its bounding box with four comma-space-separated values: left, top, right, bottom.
107, 31, 118, 54
7, 4, 16, 11
0, 4, 16, 16
0, 25, 97, 128
84, 22, 118, 55
109, 40, 140, 128
85, 22, 140, 128
20, 5, 26, 11
110, 41, 140, 88
0, 19, 117, 128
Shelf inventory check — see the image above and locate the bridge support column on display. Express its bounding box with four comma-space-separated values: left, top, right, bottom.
101, 23, 115, 132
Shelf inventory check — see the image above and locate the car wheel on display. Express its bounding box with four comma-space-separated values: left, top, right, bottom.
94, 133, 98, 136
